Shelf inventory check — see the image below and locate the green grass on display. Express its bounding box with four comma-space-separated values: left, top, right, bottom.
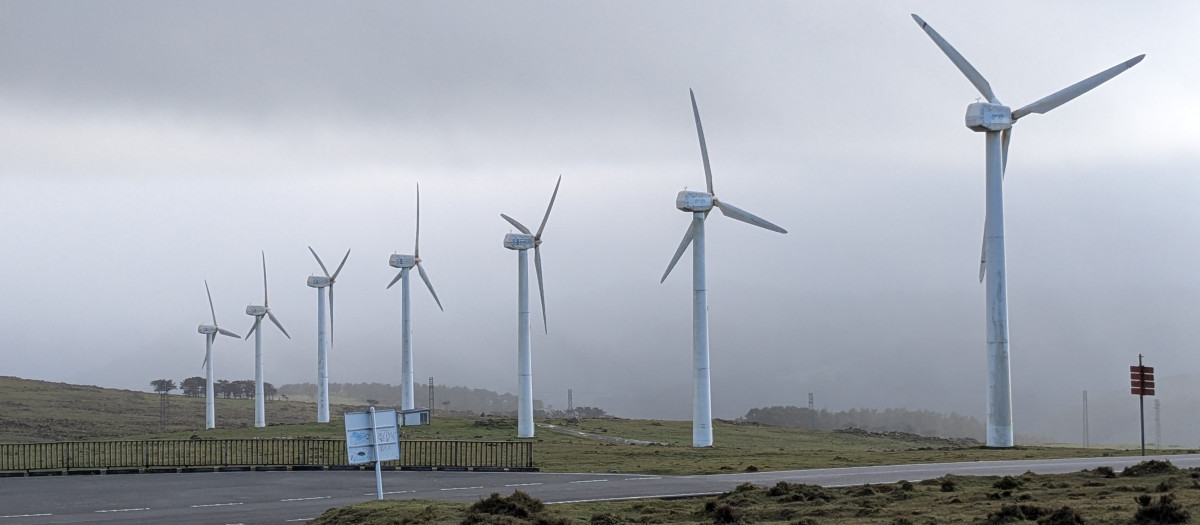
312, 461, 1200, 524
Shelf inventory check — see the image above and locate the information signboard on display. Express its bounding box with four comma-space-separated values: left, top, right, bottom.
344, 408, 400, 465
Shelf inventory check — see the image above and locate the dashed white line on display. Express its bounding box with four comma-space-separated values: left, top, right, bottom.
504, 482, 542, 487
625, 477, 662, 480
280, 496, 330, 502
0, 514, 52, 518
569, 479, 608, 484
440, 486, 483, 491
284, 519, 314, 523
95, 508, 149, 513
191, 502, 243, 508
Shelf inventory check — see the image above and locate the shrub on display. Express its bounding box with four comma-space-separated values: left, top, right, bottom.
1093, 466, 1116, 478
465, 491, 544, 520
994, 476, 1024, 490
1123, 460, 1178, 478
1133, 493, 1190, 524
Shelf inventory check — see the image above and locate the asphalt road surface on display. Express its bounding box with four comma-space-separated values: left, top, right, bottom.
3, 454, 1198, 524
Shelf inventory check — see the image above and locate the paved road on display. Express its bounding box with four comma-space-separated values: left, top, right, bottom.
3, 454, 1198, 524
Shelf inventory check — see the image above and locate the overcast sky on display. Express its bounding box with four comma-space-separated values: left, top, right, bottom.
2, 2, 1198, 444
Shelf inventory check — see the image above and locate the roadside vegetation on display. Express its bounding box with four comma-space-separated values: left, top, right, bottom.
312, 460, 1200, 524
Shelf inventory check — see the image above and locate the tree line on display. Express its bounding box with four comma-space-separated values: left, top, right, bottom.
278, 381, 607, 418
740, 405, 984, 439
150, 378, 281, 400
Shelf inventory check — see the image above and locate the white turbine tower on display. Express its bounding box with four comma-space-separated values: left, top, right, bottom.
911, 14, 1144, 448
307, 246, 350, 424
387, 184, 444, 411
501, 175, 560, 439
661, 89, 787, 448
198, 280, 240, 430
244, 252, 291, 428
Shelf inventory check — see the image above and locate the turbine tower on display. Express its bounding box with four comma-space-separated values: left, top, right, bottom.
387, 183, 443, 411
198, 280, 240, 430
307, 247, 350, 423
500, 175, 560, 438
244, 252, 290, 428
661, 89, 787, 448
911, 14, 1143, 447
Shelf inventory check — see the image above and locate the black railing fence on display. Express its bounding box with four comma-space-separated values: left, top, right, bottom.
0, 439, 533, 472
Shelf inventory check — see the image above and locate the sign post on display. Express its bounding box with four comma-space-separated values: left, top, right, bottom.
344, 407, 400, 500
1130, 355, 1155, 457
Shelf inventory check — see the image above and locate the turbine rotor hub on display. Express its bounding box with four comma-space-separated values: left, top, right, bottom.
965, 102, 1012, 132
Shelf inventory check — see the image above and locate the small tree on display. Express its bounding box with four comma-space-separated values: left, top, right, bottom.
215, 379, 232, 399
150, 379, 177, 394
180, 376, 205, 397
263, 382, 277, 401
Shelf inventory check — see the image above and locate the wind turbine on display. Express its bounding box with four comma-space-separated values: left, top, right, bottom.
911, 14, 1143, 447
307, 246, 350, 424
661, 89, 787, 448
387, 183, 443, 411
198, 280, 240, 430
244, 251, 290, 428
500, 175, 560, 438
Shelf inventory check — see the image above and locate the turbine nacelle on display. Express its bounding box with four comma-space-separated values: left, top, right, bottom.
676, 190, 714, 212
245, 305, 267, 316
389, 253, 417, 269
965, 102, 1012, 132
198, 324, 217, 335
503, 232, 536, 251
306, 275, 331, 288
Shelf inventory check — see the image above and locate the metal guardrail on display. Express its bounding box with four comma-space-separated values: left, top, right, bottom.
0, 439, 533, 472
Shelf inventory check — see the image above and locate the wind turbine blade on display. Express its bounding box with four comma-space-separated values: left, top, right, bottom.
204, 280, 218, 325
387, 269, 406, 289
690, 88, 714, 194
660, 219, 698, 283
245, 318, 260, 340
911, 14, 999, 104
331, 249, 350, 281
217, 328, 241, 339
714, 200, 788, 234
536, 175, 561, 239
417, 263, 444, 311
201, 348, 210, 370
501, 213, 531, 234
327, 285, 335, 348
308, 246, 330, 277
1001, 128, 1011, 177
414, 182, 421, 258
261, 251, 269, 307
267, 310, 291, 339
535, 246, 547, 334
979, 223, 988, 283
1011, 54, 1145, 120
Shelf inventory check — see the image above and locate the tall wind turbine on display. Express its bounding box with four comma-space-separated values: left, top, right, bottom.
387, 183, 443, 411
661, 89, 787, 448
198, 280, 240, 430
500, 175, 560, 438
911, 14, 1143, 447
307, 246, 350, 424
244, 252, 291, 428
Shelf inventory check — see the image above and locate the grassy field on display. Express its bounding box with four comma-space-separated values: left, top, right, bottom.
310, 460, 1200, 524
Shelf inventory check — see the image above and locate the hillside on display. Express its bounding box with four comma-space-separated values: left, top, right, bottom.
0, 376, 342, 442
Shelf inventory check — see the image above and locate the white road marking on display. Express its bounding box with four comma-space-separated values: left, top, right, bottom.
191, 503, 243, 508
95, 508, 149, 513
284, 519, 314, 522
569, 479, 608, 484
280, 496, 330, 502
0, 514, 52, 518
440, 486, 483, 491
625, 477, 662, 480
504, 482, 542, 487
362, 490, 411, 496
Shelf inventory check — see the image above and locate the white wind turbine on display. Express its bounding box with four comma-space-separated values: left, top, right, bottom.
244, 251, 291, 428
911, 14, 1143, 447
387, 184, 444, 411
501, 175, 560, 439
661, 89, 787, 448
306, 246, 350, 424
198, 280, 240, 430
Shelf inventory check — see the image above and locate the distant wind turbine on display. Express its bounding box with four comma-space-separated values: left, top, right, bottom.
661, 89, 787, 448
244, 252, 290, 428
387, 183, 443, 411
501, 175, 560, 438
911, 14, 1143, 447
197, 280, 240, 430
306, 246, 350, 424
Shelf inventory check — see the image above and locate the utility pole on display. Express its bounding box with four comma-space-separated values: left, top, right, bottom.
428, 376, 435, 414
1082, 390, 1089, 448
567, 388, 574, 417
808, 392, 815, 429
1155, 399, 1161, 448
